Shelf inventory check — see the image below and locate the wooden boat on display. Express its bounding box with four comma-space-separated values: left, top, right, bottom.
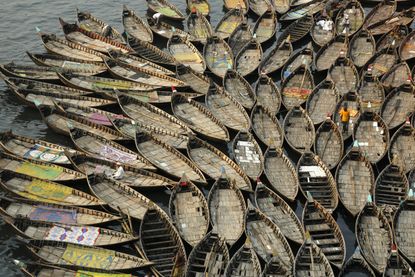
315, 35, 348, 71
384, 249, 415, 277
272, 0, 290, 14
167, 34, 205, 73
363, 47, 398, 78
339, 248, 376, 277
122, 5, 153, 42
250, 104, 284, 148
381, 84, 415, 129
255, 74, 281, 114
255, 182, 304, 244
126, 35, 176, 65
208, 171, 246, 246
393, 191, 415, 263
261, 256, 291, 276
377, 25, 408, 52
253, 9, 277, 44
59, 19, 133, 54
0, 197, 120, 225
119, 94, 191, 135
0, 63, 62, 81
281, 65, 314, 109
281, 43, 313, 81
176, 64, 210, 95
140, 207, 187, 276
38, 32, 107, 62
168, 175, 209, 247
283, 106, 315, 154
146, 0, 185, 20
348, 29, 376, 68
381, 62, 412, 90
223, 69, 256, 109
293, 237, 335, 277
306, 80, 339, 125
277, 15, 313, 45
187, 0, 210, 16
135, 130, 206, 183
263, 147, 299, 201
223, 0, 248, 14
389, 122, 415, 173
187, 136, 252, 191
364, 0, 397, 29
353, 111, 389, 163
0, 171, 100, 206
146, 17, 193, 40
215, 8, 245, 40
290, 0, 313, 5
368, 9, 415, 36
171, 93, 229, 141
335, 0, 365, 37
302, 193, 346, 268
230, 130, 264, 179
259, 38, 292, 75
279, 0, 325, 21
203, 36, 233, 78
248, 0, 272, 17
185, 232, 229, 276
234, 38, 262, 77
297, 151, 339, 212
27, 240, 151, 271
0, 151, 84, 182
335, 147, 375, 217
359, 71, 385, 113
0, 131, 76, 165
224, 242, 261, 277
333, 91, 360, 140
76, 9, 125, 43
314, 118, 343, 170
400, 30, 415, 61
68, 152, 174, 188
187, 11, 213, 45
311, 13, 335, 47
356, 199, 393, 273
228, 22, 253, 56
245, 201, 294, 268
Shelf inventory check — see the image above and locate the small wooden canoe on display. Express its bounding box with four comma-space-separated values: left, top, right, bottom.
389, 122, 415, 173
314, 118, 343, 170
393, 192, 415, 263
348, 29, 376, 68
69, 127, 155, 170
228, 22, 253, 56
339, 247, 376, 277
146, 0, 185, 20
259, 38, 293, 75
187, 0, 211, 16
333, 91, 360, 140
169, 175, 209, 246
215, 8, 245, 39
250, 104, 284, 148
187, 11, 213, 45
208, 172, 246, 246
224, 242, 261, 277
167, 34, 205, 73
248, 0, 272, 17
358, 72, 385, 113
38, 32, 107, 62
283, 106, 315, 154
279, 0, 325, 21
122, 5, 153, 42
311, 13, 335, 47
364, 0, 397, 29
0, 197, 120, 225
255, 182, 304, 244
294, 238, 335, 277
362, 47, 398, 78
384, 250, 415, 277
281, 42, 313, 81
185, 232, 229, 276
0, 63, 61, 81
281, 65, 314, 109
381, 84, 415, 129
335, 0, 365, 37
187, 135, 252, 191
171, 93, 229, 141
368, 9, 415, 36
290, 0, 312, 6
400, 30, 415, 61
146, 17, 193, 40
315, 35, 348, 71
255, 74, 282, 114
253, 9, 277, 44
230, 130, 264, 179
0, 171, 100, 206
377, 25, 408, 52
223, 0, 249, 14
126, 35, 176, 65
306, 80, 339, 125
140, 207, 187, 276
381, 62, 412, 90
69, 152, 174, 189
263, 147, 299, 201
336, 147, 375, 217
176, 64, 210, 95
278, 15, 313, 44
245, 201, 294, 267
261, 256, 291, 276
204, 36, 233, 78
353, 111, 389, 163
234, 38, 262, 77
272, 0, 290, 14
356, 199, 393, 274
0, 151, 84, 182
223, 69, 256, 109
135, 130, 206, 183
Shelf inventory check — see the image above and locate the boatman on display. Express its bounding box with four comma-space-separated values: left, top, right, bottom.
339, 104, 350, 133
152, 12, 163, 26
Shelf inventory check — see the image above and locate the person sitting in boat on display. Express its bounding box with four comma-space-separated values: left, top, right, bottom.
339, 104, 350, 133
341, 14, 350, 35
152, 12, 163, 26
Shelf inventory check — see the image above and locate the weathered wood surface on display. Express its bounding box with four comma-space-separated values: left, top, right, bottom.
394, 194, 415, 264
255, 74, 282, 114
251, 104, 284, 148
228, 22, 253, 56
381, 84, 415, 129
223, 69, 256, 109
348, 29, 375, 68
127, 36, 176, 65
328, 57, 359, 96
176, 64, 210, 95
278, 15, 313, 44
338, 248, 376, 277
234, 39, 262, 77
259, 39, 292, 75
224, 243, 261, 277
279, 0, 325, 21
364, 0, 396, 29
314, 119, 343, 170
187, 11, 213, 44
363, 47, 398, 78
282, 43, 313, 81
146, 0, 185, 20
284, 106, 315, 154
294, 239, 335, 277
215, 8, 245, 39
311, 14, 335, 47
384, 251, 415, 277
358, 72, 385, 113
168, 35, 205, 73
281, 65, 314, 109
381, 62, 412, 90
315, 35, 348, 71
335, 0, 365, 37
204, 36, 233, 78
231, 131, 264, 179
333, 91, 360, 140
389, 123, 415, 173
248, 0, 272, 17
253, 9, 277, 44
223, 0, 248, 13
306, 80, 339, 125
122, 5, 153, 42
147, 17, 193, 40
377, 25, 408, 52
187, 0, 210, 16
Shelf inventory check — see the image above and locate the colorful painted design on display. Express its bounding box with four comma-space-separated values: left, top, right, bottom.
29, 206, 77, 224
99, 145, 136, 164
76, 271, 131, 277
62, 244, 115, 270
88, 113, 113, 126
23, 144, 68, 164
18, 179, 72, 203
15, 161, 63, 180
282, 87, 312, 99
45, 226, 100, 246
